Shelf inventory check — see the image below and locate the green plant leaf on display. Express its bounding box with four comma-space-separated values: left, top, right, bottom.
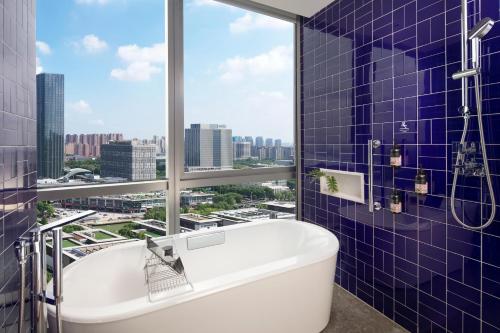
307, 169, 326, 180
326, 176, 338, 193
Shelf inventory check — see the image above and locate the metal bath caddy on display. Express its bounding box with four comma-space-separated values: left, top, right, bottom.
144, 237, 193, 302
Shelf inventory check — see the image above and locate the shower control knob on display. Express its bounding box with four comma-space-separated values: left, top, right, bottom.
373, 202, 382, 211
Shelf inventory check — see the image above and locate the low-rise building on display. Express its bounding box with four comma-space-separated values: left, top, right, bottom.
211, 208, 295, 226
263, 201, 296, 214
180, 191, 214, 206
180, 214, 221, 231
61, 192, 166, 213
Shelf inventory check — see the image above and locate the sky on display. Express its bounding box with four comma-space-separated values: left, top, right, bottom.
37, 0, 294, 143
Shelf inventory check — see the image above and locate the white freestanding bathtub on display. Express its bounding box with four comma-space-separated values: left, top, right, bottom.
47, 220, 339, 333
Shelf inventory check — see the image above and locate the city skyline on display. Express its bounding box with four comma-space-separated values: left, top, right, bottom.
37, 0, 294, 142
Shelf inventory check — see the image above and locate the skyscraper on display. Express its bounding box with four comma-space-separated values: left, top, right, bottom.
185, 124, 233, 171
37, 73, 65, 179
275, 139, 282, 147
101, 141, 156, 181
233, 141, 251, 160
255, 136, 264, 148
265, 138, 274, 147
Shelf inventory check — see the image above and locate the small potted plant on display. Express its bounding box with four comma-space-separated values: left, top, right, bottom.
307, 169, 338, 193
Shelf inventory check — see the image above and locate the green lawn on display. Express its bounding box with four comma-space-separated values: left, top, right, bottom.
93, 231, 114, 240
63, 239, 80, 248
98, 222, 133, 235
144, 230, 164, 238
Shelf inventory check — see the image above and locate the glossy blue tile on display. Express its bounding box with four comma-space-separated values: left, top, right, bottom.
301, 0, 500, 331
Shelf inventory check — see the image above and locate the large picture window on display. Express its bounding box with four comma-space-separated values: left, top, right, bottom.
37, 0, 299, 237
184, 0, 295, 172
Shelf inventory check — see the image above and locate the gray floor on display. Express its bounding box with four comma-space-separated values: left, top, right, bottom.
322, 285, 408, 333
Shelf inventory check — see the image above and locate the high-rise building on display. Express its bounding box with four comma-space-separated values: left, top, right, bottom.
244, 136, 254, 145
265, 138, 274, 147
37, 73, 65, 179
101, 141, 156, 181
255, 136, 264, 148
185, 124, 233, 171
275, 139, 282, 148
132, 135, 167, 155
65, 133, 123, 158
233, 141, 251, 160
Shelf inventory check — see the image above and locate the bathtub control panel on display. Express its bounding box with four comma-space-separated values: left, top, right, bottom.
187, 231, 225, 250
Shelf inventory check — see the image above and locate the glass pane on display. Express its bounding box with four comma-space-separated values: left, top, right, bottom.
184, 1, 295, 172
36, 0, 166, 189
179, 179, 296, 233
38, 190, 167, 266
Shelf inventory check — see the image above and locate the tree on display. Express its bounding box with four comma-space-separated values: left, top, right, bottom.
63, 224, 84, 233
275, 191, 295, 202
37, 201, 55, 225
65, 158, 101, 174
216, 185, 275, 200
118, 223, 145, 239
144, 207, 166, 221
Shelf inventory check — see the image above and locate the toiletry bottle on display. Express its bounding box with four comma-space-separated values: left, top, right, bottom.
390, 144, 402, 167
391, 190, 402, 214
415, 168, 428, 195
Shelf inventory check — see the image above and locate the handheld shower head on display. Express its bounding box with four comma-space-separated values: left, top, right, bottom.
469, 17, 494, 40
469, 18, 495, 67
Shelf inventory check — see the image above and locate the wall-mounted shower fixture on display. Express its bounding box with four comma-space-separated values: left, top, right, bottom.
453, 142, 486, 177
470, 18, 494, 67
451, 1, 496, 230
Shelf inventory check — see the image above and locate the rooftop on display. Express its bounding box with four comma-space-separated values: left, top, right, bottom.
264, 201, 296, 209
180, 214, 222, 223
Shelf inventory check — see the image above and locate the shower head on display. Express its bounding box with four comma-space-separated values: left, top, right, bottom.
469, 18, 495, 40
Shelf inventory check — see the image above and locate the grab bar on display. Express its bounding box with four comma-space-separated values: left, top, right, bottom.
15, 239, 28, 333
16, 210, 96, 333
368, 139, 382, 212
52, 228, 63, 333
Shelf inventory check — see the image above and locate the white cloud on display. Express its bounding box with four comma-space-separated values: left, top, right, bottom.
219, 45, 293, 82
75, 0, 109, 5
116, 43, 165, 63
111, 43, 165, 82
75, 34, 108, 54
111, 61, 162, 81
68, 100, 93, 114
36, 57, 43, 74
36, 41, 51, 55
230, 13, 291, 34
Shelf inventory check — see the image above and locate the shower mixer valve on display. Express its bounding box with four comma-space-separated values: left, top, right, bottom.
453, 142, 485, 177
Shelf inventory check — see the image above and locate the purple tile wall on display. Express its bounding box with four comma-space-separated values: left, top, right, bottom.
300, 0, 500, 332
0, 0, 37, 331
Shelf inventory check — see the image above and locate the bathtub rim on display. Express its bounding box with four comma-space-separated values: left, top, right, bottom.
48, 220, 339, 324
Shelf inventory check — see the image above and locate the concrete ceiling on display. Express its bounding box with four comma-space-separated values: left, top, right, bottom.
250, 0, 335, 17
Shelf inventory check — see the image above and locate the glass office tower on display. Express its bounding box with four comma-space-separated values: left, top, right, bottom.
37, 73, 64, 179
